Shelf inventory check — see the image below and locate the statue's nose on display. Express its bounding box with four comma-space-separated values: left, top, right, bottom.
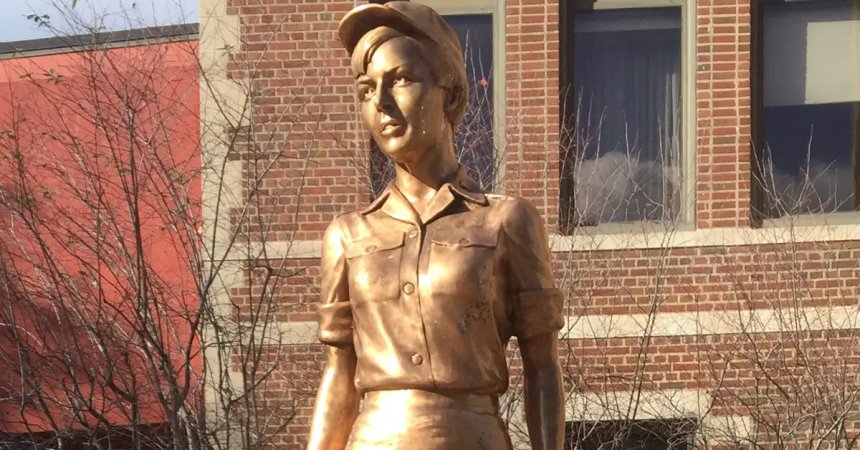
373, 84, 395, 112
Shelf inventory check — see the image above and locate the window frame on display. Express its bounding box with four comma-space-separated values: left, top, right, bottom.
751, 0, 860, 224
558, 0, 697, 233
420, 0, 507, 192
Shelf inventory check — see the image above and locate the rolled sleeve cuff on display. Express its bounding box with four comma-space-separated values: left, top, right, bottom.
511, 288, 564, 339
318, 301, 353, 346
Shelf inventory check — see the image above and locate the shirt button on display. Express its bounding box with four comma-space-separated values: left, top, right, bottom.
458, 238, 470, 245
402, 282, 415, 295
407, 229, 419, 239
411, 354, 423, 365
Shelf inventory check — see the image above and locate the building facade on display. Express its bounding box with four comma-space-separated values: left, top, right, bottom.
198, 0, 860, 448
0, 26, 201, 447
2, 0, 859, 448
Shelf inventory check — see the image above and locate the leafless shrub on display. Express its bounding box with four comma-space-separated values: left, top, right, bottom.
2, 3, 859, 450
0, 1, 341, 448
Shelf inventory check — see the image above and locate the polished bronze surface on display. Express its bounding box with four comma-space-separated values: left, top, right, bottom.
348, 390, 512, 449
307, 2, 564, 449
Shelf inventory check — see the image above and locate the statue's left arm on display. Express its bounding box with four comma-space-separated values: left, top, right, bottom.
502, 198, 565, 450
308, 218, 360, 450
521, 332, 564, 450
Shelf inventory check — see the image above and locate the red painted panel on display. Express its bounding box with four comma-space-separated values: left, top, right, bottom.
0, 40, 201, 434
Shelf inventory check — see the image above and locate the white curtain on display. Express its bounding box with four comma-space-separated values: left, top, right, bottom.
572, 8, 682, 224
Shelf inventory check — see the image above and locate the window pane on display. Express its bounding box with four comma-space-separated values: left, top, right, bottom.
762, 103, 858, 215
369, 14, 495, 198
760, 0, 860, 217
446, 14, 495, 191
567, 8, 682, 225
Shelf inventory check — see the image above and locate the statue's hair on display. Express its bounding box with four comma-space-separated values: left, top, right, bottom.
350, 26, 468, 129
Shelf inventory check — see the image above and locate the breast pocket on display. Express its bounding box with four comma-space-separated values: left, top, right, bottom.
346, 233, 404, 303
429, 227, 498, 296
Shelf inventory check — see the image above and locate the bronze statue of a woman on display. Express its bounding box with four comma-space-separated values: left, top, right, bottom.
307, 2, 564, 449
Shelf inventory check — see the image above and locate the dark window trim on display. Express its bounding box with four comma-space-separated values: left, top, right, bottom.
559, 0, 602, 234
750, 0, 765, 226
558, 0, 576, 234
0, 24, 199, 59
856, 105, 860, 208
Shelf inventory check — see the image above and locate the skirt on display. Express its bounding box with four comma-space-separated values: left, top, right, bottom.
345, 389, 513, 450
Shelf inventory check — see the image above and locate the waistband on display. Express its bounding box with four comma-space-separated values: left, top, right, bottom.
364, 389, 500, 415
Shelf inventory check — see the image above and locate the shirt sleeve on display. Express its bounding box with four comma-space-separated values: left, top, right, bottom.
502, 198, 564, 340
317, 217, 354, 347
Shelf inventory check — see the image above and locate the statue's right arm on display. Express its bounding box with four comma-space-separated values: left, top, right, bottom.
307, 218, 360, 450
306, 345, 359, 450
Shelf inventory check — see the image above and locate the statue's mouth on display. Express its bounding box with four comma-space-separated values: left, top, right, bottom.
380, 121, 404, 137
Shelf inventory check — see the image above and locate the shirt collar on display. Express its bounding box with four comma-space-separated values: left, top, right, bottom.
360, 167, 488, 224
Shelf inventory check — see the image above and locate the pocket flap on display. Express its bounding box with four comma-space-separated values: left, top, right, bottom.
431, 227, 498, 248
346, 233, 404, 259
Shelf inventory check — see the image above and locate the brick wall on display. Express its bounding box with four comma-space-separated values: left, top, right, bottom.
226, 0, 368, 243
562, 240, 860, 316
695, 0, 753, 229
505, 0, 560, 223
204, 0, 860, 448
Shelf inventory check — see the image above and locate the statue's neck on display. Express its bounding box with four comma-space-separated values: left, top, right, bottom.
394, 145, 459, 214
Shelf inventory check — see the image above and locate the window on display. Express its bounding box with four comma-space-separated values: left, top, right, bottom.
369, 1, 501, 198
446, 14, 496, 191
565, 419, 695, 450
754, 0, 860, 218
560, 0, 692, 231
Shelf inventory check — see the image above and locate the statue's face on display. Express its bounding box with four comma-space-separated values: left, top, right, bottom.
355, 37, 449, 164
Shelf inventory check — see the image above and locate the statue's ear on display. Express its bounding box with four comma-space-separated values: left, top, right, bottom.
444, 86, 463, 120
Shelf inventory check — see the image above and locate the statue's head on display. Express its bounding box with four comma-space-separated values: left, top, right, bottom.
339, 1, 468, 164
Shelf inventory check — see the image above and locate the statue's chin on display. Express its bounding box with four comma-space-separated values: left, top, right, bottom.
376, 138, 439, 167
377, 145, 414, 165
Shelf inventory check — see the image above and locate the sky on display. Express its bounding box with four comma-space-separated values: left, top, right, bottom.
1, 0, 199, 42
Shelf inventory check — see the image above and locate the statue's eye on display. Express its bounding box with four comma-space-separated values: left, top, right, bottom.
358, 86, 375, 101
393, 76, 411, 86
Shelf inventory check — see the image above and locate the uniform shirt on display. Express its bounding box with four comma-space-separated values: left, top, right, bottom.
317, 168, 563, 395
